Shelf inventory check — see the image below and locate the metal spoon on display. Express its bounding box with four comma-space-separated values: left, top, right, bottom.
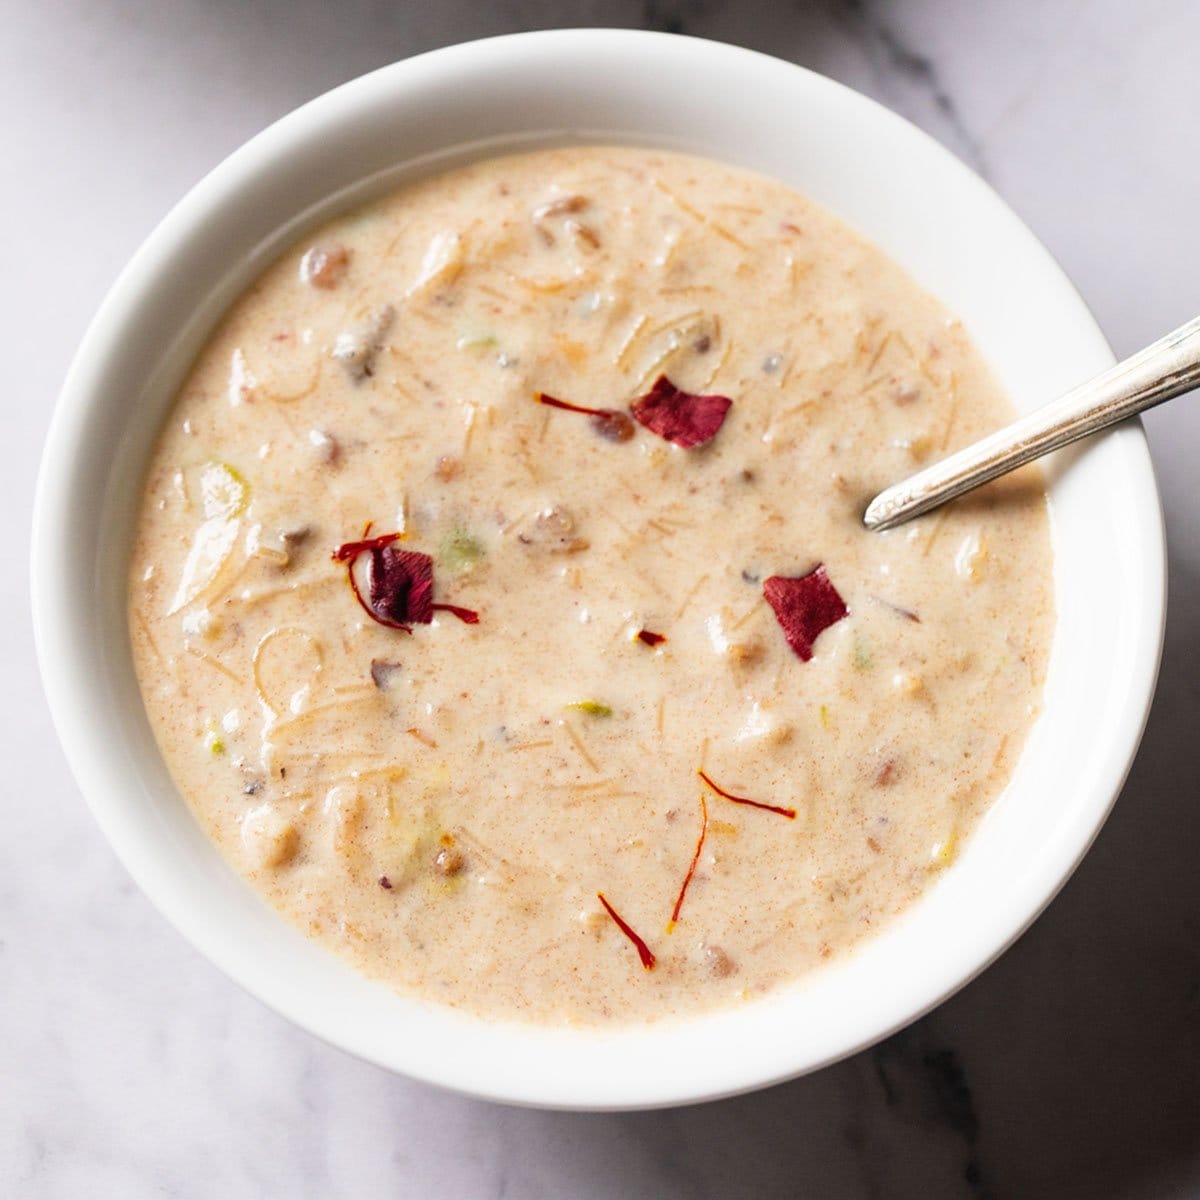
862, 314, 1200, 531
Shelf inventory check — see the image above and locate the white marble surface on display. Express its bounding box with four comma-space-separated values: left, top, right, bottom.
7, 2, 1200, 1195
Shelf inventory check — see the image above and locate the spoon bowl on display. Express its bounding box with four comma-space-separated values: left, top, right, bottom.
865, 313, 1200, 530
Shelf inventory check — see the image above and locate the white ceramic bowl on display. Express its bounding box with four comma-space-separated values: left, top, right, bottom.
33, 30, 1165, 1110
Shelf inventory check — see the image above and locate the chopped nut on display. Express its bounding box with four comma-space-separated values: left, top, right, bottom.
578, 907, 607, 937
251, 537, 290, 569
181, 607, 221, 640
891, 671, 926, 699
241, 804, 299, 869
434, 454, 462, 481
891, 378, 922, 405
698, 944, 736, 978
433, 846, 465, 876
281, 523, 312, 544
903, 432, 932, 461
408, 231, 465, 296
308, 429, 339, 464
929, 831, 958, 868
256, 545, 291, 568
370, 659, 402, 690
733, 700, 792, 745
593, 410, 635, 442
331, 305, 394, 382
565, 219, 600, 250
954, 532, 989, 582
299, 242, 351, 289
517, 505, 589, 554
246, 523, 291, 568
456, 332, 498, 353
726, 639, 765, 669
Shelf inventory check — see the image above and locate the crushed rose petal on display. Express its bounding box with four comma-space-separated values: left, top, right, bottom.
630, 375, 732, 448
763, 564, 848, 661
371, 544, 434, 626
332, 533, 478, 630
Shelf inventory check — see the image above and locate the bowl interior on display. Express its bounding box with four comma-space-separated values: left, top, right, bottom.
33, 30, 1164, 1110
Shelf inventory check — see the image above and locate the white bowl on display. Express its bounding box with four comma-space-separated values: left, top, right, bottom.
32, 30, 1165, 1110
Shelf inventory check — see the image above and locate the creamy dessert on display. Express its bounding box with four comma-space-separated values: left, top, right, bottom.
128, 146, 1052, 1024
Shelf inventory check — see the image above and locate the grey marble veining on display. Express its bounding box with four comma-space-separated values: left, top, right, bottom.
6, 2, 1200, 1197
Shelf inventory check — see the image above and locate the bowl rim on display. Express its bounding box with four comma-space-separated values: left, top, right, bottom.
32, 28, 1166, 1110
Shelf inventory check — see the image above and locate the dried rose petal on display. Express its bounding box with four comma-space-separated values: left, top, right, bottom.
763, 564, 848, 661
370, 544, 434, 626
332, 533, 477, 630
332, 532, 411, 630
630, 375, 732, 449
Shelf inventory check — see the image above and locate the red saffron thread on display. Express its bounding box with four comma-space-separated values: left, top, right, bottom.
430, 602, 480, 625
535, 392, 610, 417
668, 791, 708, 930
534, 392, 635, 442
331, 529, 403, 562
597, 893, 656, 969
697, 769, 796, 820
636, 629, 667, 647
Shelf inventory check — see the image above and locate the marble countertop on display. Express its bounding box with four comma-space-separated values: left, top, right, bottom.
7, 2, 1199, 1196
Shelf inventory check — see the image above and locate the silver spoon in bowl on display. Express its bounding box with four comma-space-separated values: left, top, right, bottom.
862, 314, 1200, 531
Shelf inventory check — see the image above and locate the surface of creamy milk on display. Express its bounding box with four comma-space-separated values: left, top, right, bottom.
128, 147, 1052, 1024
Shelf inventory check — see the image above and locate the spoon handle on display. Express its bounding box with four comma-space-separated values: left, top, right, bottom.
862, 313, 1200, 531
